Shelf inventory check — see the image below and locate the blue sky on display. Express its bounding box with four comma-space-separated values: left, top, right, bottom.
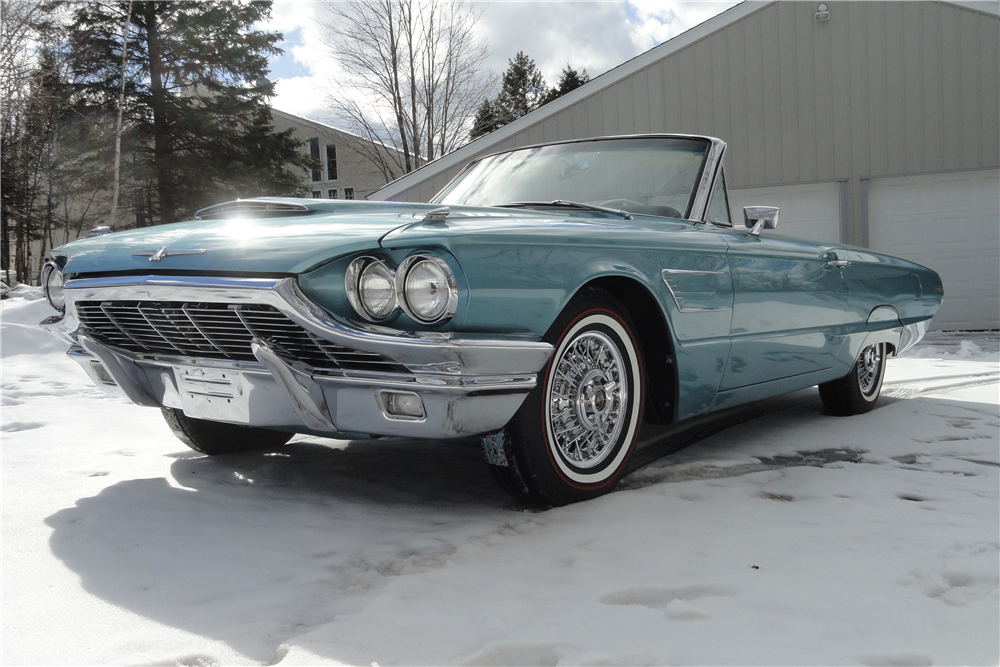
262, 1, 739, 121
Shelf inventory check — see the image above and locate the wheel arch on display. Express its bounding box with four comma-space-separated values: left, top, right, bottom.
865, 305, 904, 357
571, 275, 677, 425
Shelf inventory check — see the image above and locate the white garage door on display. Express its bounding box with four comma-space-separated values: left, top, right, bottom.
869, 169, 999, 331
729, 181, 841, 244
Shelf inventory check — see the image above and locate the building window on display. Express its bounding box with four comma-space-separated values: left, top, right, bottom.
327, 189, 338, 199
326, 144, 338, 181
308, 138, 321, 182
312, 190, 322, 198
344, 187, 355, 200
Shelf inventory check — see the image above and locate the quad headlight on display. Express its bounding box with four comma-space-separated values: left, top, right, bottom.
346, 257, 397, 321
41, 261, 65, 313
345, 254, 458, 325
395, 255, 458, 324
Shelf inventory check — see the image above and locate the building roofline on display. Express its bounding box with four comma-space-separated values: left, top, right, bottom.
941, 0, 999, 16
271, 108, 406, 157
370, 0, 772, 201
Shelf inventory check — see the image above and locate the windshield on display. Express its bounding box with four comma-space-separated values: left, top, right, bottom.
434, 137, 710, 219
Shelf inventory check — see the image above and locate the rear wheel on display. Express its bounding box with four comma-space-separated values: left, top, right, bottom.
819, 342, 887, 415
161, 408, 293, 455
484, 290, 644, 506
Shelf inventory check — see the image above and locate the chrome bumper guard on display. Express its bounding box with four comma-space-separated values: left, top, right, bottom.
45, 276, 553, 439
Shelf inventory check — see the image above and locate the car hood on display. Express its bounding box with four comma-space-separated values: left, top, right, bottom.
55, 199, 656, 276
53, 200, 480, 276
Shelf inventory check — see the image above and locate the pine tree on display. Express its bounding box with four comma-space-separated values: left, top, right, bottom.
470, 51, 545, 139
66, 1, 311, 225
470, 97, 506, 140
539, 65, 590, 106
499, 51, 545, 119
470, 54, 590, 140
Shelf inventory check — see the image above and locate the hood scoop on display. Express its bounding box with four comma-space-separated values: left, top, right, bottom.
195, 199, 312, 220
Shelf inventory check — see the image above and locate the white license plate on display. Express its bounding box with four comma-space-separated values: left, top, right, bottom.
175, 367, 250, 423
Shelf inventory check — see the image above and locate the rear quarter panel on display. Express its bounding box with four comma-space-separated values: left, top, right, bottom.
838, 248, 943, 327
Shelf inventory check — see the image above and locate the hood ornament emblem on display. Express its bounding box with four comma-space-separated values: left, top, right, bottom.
132, 246, 206, 262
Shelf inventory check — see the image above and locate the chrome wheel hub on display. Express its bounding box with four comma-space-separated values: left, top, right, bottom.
858, 343, 883, 398
548, 331, 627, 468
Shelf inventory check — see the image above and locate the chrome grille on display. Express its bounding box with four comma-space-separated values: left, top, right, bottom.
75, 301, 407, 373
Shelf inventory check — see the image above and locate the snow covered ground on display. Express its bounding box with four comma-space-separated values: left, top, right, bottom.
2, 286, 998, 666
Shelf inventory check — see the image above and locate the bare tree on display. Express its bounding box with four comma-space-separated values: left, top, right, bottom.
319, 0, 492, 180
0, 0, 66, 281
1, 2, 119, 283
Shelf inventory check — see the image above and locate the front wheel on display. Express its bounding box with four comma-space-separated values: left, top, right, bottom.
818, 342, 887, 415
485, 290, 644, 506
161, 408, 293, 455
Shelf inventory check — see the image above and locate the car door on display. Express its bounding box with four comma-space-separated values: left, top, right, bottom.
719, 228, 849, 391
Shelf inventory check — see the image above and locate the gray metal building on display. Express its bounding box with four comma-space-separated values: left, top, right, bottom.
371, 1, 1000, 330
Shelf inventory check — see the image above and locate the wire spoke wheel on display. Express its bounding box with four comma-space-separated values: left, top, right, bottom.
548, 331, 627, 469
483, 289, 645, 507
819, 341, 888, 416
857, 343, 884, 398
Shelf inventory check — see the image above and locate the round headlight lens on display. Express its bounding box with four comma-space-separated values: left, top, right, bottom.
358, 260, 397, 320
399, 256, 457, 324
42, 262, 65, 312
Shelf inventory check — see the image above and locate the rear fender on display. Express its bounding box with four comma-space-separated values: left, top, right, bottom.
842, 306, 903, 369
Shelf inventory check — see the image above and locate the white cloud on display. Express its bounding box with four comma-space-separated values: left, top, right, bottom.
261, 1, 737, 123
475, 1, 642, 84
626, 1, 740, 49
271, 75, 330, 118
260, 2, 353, 119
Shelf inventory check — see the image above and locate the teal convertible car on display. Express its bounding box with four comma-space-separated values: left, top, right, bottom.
41, 135, 942, 505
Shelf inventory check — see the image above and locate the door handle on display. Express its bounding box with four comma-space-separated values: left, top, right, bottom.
826, 260, 851, 268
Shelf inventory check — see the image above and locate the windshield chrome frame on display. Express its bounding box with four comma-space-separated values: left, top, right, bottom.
430, 134, 727, 224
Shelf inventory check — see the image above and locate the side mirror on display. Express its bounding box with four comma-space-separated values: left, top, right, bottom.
744, 206, 779, 236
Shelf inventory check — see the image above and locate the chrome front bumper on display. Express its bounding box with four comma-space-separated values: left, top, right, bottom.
44, 276, 553, 439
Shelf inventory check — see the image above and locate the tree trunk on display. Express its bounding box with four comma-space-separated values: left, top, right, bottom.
110, 0, 133, 228
386, 2, 412, 173
143, 2, 174, 224
404, 1, 420, 168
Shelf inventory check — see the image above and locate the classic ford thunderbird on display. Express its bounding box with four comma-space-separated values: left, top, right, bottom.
41, 135, 942, 505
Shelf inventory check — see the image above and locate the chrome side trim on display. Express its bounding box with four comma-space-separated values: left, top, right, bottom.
659, 269, 728, 313
661, 268, 727, 275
